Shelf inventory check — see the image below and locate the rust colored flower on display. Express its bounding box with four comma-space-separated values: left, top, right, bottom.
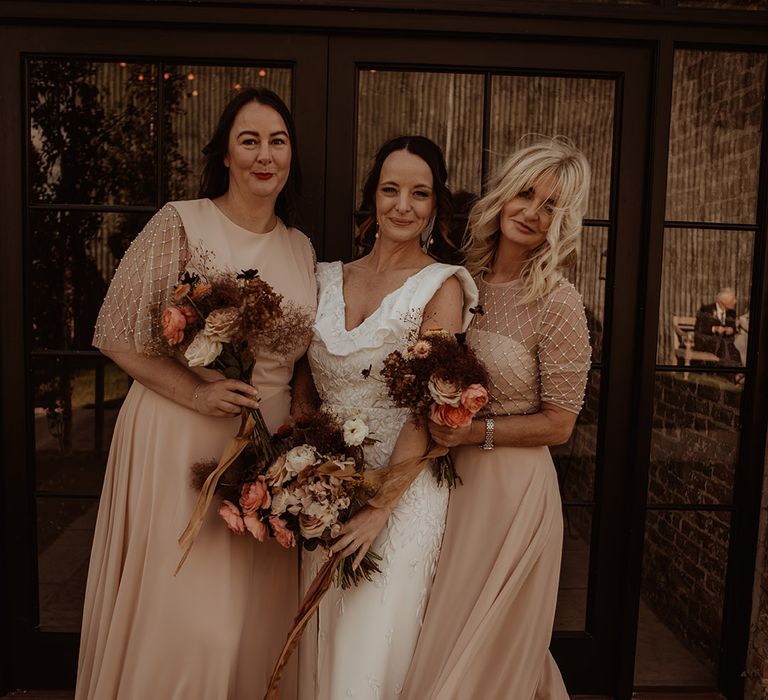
191, 283, 212, 301
270, 515, 296, 548
161, 306, 186, 345
240, 477, 271, 514
430, 403, 474, 429
218, 500, 245, 534
460, 384, 489, 414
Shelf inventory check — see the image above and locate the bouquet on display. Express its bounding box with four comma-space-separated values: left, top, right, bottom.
378, 328, 490, 486
149, 268, 313, 570
200, 410, 381, 588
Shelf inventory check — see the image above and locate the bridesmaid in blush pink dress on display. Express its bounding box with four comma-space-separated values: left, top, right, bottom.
76, 89, 315, 700
401, 138, 592, 700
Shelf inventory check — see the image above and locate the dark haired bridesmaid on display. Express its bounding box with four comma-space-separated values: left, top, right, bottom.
76, 88, 316, 700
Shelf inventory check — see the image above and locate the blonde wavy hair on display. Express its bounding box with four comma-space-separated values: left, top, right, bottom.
464, 137, 591, 303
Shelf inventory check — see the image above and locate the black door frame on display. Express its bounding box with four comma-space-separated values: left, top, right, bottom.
0, 24, 328, 691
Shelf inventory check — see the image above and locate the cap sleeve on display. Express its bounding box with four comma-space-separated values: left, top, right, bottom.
538, 280, 592, 413
92, 204, 189, 353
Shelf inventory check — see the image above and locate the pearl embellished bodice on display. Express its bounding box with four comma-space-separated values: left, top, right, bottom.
469, 275, 591, 416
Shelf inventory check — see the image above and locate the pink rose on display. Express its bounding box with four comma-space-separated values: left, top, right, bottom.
460, 384, 489, 414
269, 515, 296, 549
161, 306, 186, 345
239, 477, 271, 515
218, 500, 245, 535
244, 513, 268, 541
430, 403, 474, 429
179, 304, 198, 325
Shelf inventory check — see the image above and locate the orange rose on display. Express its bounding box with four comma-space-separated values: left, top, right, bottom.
218, 500, 245, 535
191, 283, 212, 301
240, 477, 271, 515
244, 513, 268, 541
430, 403, 473, 429
269, 515, 296, 548
173, 283, 191, 302
460, 384, 489, 414
161, 306, 186, 345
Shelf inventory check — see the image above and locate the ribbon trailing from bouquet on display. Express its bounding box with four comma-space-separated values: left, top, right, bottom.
263, 441, 448, 700
175, 411, 256, 575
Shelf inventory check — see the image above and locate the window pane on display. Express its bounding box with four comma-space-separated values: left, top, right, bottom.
635, 509, 729, 685
649, 371, 742, 506
165, 64, 293, 200
564, 225, 607, 363
656, 228, 752, 367
666, 50, 767, 223
33, 356, 129, 494
37, 497, 98, 631
29, 59, 157, 206
489, 75, 615, 220
553, 368, 601, 503
29, 210, 153, 352
355, 70, 484, 203
555, 506, 592, 632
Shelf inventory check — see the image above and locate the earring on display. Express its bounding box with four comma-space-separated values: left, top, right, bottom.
421, 214, 436, 250
375, 220, 380, 239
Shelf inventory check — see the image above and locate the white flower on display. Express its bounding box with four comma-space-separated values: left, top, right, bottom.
427, 376, 463, 406
343, 417, 369, 446
184, 332, 222, 367
270, 487, 301, 516
284, 445, 317, 475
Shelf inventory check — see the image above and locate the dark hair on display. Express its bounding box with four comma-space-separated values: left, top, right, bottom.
355, 135, 454, 258
198, 87, 302, 227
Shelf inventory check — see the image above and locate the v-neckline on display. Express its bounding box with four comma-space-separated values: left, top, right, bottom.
338, 261, 440, 334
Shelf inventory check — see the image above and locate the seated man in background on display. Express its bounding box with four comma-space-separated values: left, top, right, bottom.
694, 287, 741, 366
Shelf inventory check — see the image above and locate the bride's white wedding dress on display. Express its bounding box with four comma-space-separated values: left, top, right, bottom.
299, 260, 477, 700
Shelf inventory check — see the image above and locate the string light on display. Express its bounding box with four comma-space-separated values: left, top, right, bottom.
234, 83, 242, 90
192, 89, 199, 97
119, 62, 127, 68
258, 69, 267, 77
137, 74, 145, 81
187, 72, 195, 81
163, 72, 171, 80
369, 69, 377, 74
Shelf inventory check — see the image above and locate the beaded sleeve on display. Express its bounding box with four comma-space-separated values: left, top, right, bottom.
92, 204, 189, 353
538, 280, 592, 413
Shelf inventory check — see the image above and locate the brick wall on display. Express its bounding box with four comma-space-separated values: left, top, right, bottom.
746, 443, 768, 698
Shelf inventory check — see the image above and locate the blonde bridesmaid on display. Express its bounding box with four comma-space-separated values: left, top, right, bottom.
402, 138, 592, 699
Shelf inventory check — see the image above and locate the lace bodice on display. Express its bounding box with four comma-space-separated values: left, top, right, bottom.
308, 261, 477, 469
470, 275, 591, 416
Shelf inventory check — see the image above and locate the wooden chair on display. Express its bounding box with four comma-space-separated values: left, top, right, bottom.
671, 315, 720, 375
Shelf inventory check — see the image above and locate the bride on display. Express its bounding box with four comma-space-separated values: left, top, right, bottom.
298, 135, 477, 699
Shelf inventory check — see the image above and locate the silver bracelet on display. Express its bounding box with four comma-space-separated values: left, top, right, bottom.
481, 417, 495, 450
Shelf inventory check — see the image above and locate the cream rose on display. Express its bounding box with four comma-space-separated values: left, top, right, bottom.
285, 445, 317, 475
184, 332, 222, 367
427, 376, 463, 406
343, 417, 369, 446
203, 306, 240, 343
